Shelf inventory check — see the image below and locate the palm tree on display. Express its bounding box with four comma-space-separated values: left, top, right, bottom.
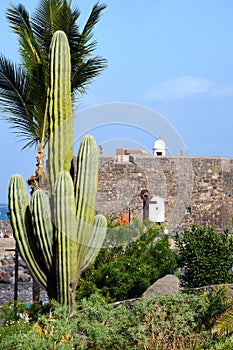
0, 0, 107, 185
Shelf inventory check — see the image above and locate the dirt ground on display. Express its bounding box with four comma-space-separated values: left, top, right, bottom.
0, 282, 48, 306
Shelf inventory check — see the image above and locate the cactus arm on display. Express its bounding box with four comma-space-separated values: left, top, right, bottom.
82, 214, 107, 272
48, 30, 73, 193
8, 175, 47, 289
75, 135, 99, 275
54, 171, 77, 305
31, 190, 53, 273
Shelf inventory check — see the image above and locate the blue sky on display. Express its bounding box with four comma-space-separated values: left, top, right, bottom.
0, 0, 233, 202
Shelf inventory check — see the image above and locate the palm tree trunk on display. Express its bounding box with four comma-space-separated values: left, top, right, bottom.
29, 145, 47, 303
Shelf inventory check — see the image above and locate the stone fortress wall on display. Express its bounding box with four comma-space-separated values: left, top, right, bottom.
1, 154, 233, 242
95, 155, 233, 233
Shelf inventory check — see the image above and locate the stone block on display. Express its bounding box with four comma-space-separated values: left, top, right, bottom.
142, 274, 180, 299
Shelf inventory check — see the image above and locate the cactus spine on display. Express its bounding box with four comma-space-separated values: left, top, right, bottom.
8, 30, 107, 307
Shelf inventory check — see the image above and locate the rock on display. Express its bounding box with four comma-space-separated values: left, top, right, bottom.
193, 284, 233, 298
1, 259, 8, 266
4, 265, 14, 274
18, 258, 27, 269
0, 272, 12, 284
113, 298, 139, 310
17, 270, 32, 282
143, 274, 180, 299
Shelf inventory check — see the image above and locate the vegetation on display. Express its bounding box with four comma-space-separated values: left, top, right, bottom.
0, 0, 107, 151
1, 223, 233, 348
211, 288, 233, 338
175, 225, 233, 288
1, 291, 233, 350
76, 221, 177, 302
2, 1, 233, 349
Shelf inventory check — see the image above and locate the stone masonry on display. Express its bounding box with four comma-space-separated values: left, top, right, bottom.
1, 155, 233, 239
96, 155, 233, 233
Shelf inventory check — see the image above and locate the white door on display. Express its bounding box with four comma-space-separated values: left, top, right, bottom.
149, 197, 165, 222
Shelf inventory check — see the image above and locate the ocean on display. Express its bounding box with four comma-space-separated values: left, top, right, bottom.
0, 203, 9, 220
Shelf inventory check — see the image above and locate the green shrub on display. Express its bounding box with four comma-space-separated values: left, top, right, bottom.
0, 301, 50, 326
175, 225, 233, 288
0, 293, 223, 350
208, 335, 233, 350
76, 221, 177, 302
0, 322, 32, 346
201, 285, 232, 330
124, 294, 210, 349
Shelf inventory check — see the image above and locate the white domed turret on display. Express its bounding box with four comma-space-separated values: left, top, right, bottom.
153, 138, 166, 156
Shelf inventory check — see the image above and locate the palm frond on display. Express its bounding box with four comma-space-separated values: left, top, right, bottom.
6, 4, 44, 71
81, 2, 107, 44
213, 307, 233, 336
71, 2, 107, 91
15, 133, 40, 151
0, 55, 29, 116
31, 0, 81, 51
1, 0, 107, 151
6, 3, 31, 34
72, 2, 106, 64
6, 3, 51, 148
0, 55, 40, 148
72, 56, 107, 96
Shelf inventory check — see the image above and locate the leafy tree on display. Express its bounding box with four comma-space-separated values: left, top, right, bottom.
175, 225, 233, 288
0, 0, 107, 182
76, 221, 178, 302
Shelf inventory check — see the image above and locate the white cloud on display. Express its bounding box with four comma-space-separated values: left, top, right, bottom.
145, 76, 233, 102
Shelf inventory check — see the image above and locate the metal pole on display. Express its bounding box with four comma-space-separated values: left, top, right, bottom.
14, 244, 18, 302
5, 246, 18, 302
6, 211, 18, 302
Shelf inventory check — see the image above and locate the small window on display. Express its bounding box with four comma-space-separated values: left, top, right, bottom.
185, 207, 191, 214
156, 152, 162, 156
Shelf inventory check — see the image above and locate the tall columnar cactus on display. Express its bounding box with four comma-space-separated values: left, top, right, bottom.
8, 30, 107, 308
48, 30, 74, 193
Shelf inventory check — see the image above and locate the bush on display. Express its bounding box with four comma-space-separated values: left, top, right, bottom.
0, 301, 50, 326
175, 225, 233, 288
0, 293, 213, 350
76, 221, 177, 302
2, 291, 233, 349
